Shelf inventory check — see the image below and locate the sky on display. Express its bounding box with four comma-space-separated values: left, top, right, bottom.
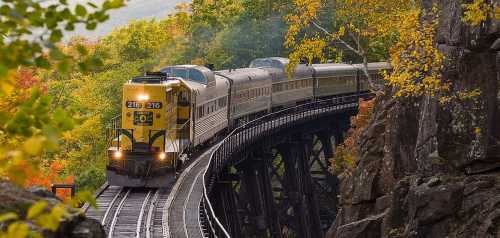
64, 0, 189, 40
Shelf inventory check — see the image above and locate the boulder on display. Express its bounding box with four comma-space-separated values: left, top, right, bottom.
0, 181, 105, 238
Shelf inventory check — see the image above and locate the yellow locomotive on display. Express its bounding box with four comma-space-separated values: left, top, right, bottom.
106, 72, 192, 187
106, 58, 390, 188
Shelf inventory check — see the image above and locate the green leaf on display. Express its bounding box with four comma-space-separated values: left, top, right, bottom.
52, 108, 74, 131
49, 29, 63, 43
65, 22, 75, 31
35, 56, 50, 69
76, 191, 97, 208
103, 0, 125, 10
0, 212, 19, 223
76, 44, 88, 56
0, 63, 8, 78
85, 22, 97, 30
75, 4, 87, 17
57, 60, 70, 75
49, 48, 66, 61
87, 2, 98, 8
0, 5, 10, 16
27, 201, 48, 219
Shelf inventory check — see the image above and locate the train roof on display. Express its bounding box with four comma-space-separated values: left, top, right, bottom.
249, 57, 289, 69
216, 68, 270, 87
160, 65, 215, 85
312, 63, 357, 77
249, 57, 315, 81
353, 62, 392, 71
311, 62, 390, 76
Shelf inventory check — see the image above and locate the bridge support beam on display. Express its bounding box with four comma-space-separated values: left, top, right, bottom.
234, 151, 283, 238
258, 151, 283, 238
279, 134, 323, 238
214, 170, 242, 237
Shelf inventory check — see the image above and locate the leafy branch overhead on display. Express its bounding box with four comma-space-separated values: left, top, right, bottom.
285, 0, 414, 92
0, 0, 125, 94
0, 1, 126, 237
285, 0, 497, 98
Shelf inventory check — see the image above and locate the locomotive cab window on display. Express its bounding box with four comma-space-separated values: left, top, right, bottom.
166, 91, 173, 103
171, 68, 188, 79
178, 91, 189, 106
188, 69, 207, 84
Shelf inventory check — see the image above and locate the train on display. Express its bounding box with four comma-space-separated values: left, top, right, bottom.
106, 57, 390, 187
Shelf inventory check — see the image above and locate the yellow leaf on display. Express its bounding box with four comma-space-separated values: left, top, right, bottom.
6, 222, 29, 238
27, 201, 48, 220
0, 70, 16, 96
0, 212, 18, 223
23, 136, 45, 156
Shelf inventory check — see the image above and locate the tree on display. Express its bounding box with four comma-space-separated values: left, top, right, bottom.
0, 1, 125, 237
0, 0, 125, 93
285, 0, 497, 98
285, 0, 414, 91
330, 99, 374, 175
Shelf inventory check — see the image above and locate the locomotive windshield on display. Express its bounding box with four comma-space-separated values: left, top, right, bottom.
162, 67, 207, 84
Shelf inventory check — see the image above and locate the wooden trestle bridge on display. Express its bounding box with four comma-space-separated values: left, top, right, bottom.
84, 93, 369, 238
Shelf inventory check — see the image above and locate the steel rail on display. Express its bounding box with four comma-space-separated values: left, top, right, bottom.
102, 187, 124, 226
81, 182, 109, 213
136, 190, 153, 238
145, 189, 160, 238
163, 155, 203, 238
183, 169, 205, 238
107, 189, 131, 238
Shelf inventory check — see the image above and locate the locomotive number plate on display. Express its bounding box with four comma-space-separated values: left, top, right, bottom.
133, 111, 153, 126
145, 102, 162, 109
127, 101, 142, 109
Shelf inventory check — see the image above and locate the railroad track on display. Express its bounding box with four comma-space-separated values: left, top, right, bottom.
83, 145, 216, 238
164, 147, 215, 238
84, 185, 170, 238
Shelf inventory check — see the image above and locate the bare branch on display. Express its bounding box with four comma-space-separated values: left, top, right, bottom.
311, 20, 382, 92
361, 57, 384, 92
311, 21, 362, 56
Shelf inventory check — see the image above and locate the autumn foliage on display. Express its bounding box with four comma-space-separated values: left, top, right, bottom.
330, 99, 374, 175
25, 160, 74, 200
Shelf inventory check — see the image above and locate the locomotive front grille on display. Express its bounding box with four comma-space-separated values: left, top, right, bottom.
107, 150, 174, 178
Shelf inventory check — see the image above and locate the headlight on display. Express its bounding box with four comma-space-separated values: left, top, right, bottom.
158, 152, 166, 160
113, 151, 123, 159
137, 94, 149, 101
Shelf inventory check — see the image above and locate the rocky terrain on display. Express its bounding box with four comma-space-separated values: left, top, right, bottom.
0, 181, 104, 238
327, 1, 500, 238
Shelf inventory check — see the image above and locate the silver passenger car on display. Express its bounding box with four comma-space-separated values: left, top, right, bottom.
354, 62, 391, 91
216, 68, 272, 128
161, 65, 230, 147
312, 63, 358, 97
250, 57, 315, 107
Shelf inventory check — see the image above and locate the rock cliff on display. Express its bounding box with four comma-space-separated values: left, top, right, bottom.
0, 181, 105, 238
327, 1, 500, 237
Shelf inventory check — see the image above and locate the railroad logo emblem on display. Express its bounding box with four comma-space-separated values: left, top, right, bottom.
133, 111, 153, 126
